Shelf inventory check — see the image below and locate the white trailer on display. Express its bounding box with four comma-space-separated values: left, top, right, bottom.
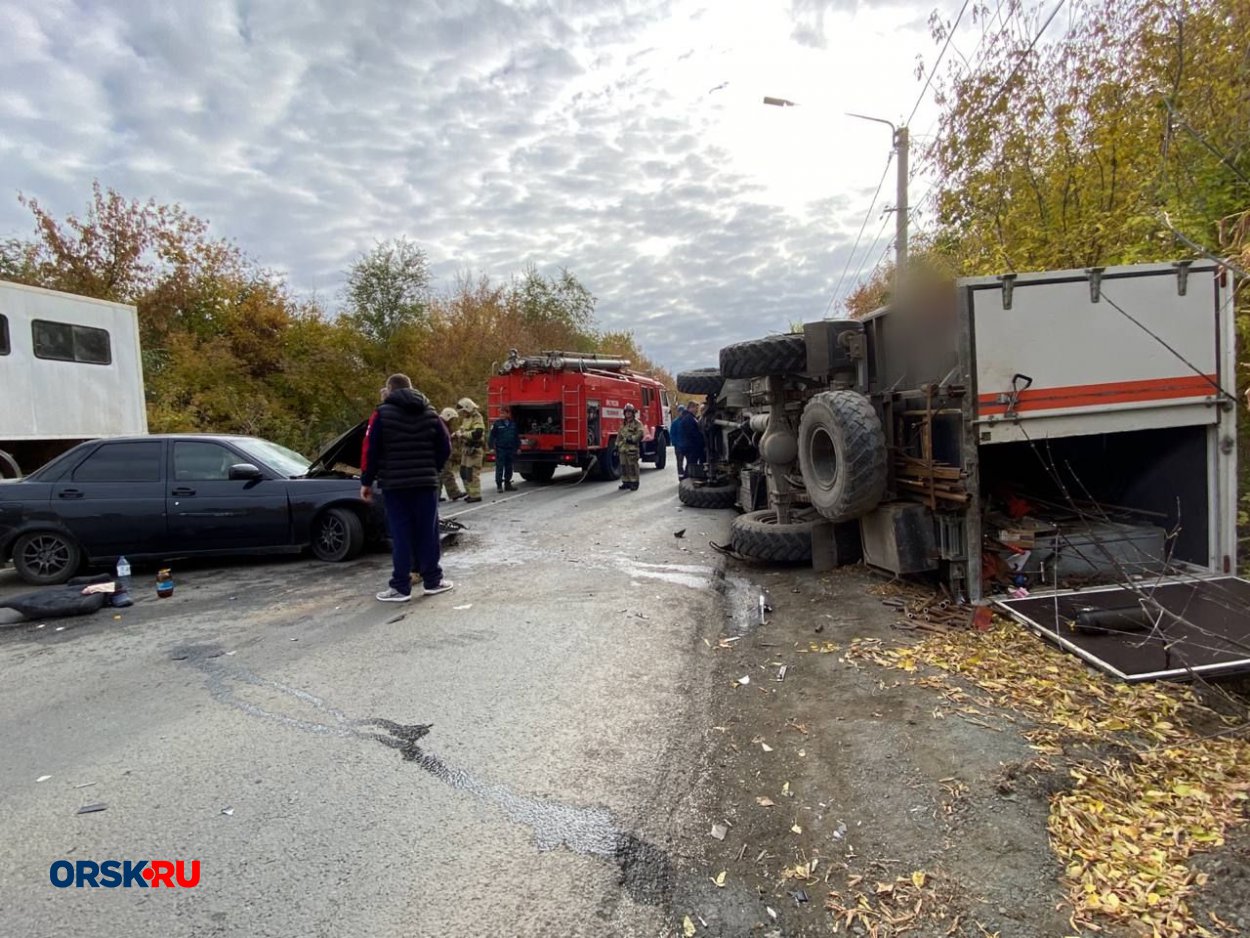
0, 280, 147, 477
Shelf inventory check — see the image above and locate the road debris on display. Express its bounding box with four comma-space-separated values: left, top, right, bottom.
710, 823, 728, 841
848, 618, 1250, 936
385, 614, 406, 624
756, 796, 776, 807
452, 604, 473, 610
735, 675, 750, 687
775, 665, 788, 682
76, 803, 107, 814
36, 775, 51, 783
221, 806, 234, 816
674, 529, 686, 539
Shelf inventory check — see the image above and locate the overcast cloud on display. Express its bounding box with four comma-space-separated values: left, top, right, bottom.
0, 0, 959, 372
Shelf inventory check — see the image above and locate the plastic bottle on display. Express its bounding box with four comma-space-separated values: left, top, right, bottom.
156, 568, 174, 599
116, 556, 131, 588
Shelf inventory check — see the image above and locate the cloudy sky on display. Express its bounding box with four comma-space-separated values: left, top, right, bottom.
0, 0, 972, 372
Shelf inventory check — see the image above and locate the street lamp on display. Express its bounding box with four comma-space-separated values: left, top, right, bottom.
765, 98, 910, 297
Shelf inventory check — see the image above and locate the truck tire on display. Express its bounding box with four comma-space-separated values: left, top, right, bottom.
676, 368, 725, 396
519, 464, 556, 483
719, 333, 806, 379
649, 432, 668, 470
596, 444, 622, 481
678, 477, 737, 509
12, 530, 82, 585
797, 390, 887, 522
730, 509, 821, 564
312, 507, 365, 562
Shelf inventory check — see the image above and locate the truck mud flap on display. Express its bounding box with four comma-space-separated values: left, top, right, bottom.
994, 576, 1250, 682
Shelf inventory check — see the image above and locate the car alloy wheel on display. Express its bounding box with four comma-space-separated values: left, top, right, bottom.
15, 531, 80, 585
318, 513, 346, 556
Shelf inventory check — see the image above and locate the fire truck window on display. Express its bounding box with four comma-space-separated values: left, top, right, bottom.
0, 314, 8, 355
641, 388, 652, 406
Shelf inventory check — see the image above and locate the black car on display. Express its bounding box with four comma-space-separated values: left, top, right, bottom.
0, 427, 382, 585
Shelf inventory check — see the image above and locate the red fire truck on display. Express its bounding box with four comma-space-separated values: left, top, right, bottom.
486, 350, 672, 482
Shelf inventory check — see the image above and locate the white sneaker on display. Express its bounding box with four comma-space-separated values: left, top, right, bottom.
423, 580, 455, 596
376, 588, 411, 603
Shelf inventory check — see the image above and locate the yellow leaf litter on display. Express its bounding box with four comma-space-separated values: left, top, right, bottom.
846, 621, 1250, 938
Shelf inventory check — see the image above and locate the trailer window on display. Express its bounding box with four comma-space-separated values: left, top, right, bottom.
0, 314, 8, 355
32, 319, 112, 365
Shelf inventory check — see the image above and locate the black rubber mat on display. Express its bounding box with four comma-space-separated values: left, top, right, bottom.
995, 577, 1250, 682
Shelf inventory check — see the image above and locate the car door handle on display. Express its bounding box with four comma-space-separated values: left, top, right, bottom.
171, 487, 197, 496
58, 489, 84, 500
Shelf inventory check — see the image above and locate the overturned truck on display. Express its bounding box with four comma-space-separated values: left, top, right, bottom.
685, 262, 1239, 623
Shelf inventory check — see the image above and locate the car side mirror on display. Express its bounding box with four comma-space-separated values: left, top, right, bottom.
228, 463, 264, 481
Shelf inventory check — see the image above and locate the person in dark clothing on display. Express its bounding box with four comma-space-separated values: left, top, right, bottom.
488, 405, 521, 493
360, 373, 454, 602
679, 406, 705, 468
670, 403, 689, 479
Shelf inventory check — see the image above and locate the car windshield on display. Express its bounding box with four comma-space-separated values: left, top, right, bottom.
235, 438, 311, 478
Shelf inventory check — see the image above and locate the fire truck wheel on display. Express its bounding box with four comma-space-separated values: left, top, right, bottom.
676, 368, 725, 396
595, 445, 622, 481
798, 390, 887, 522
649, 433, 668, 470
518, 464, 556, 483
678, 477, 737, 509
730, 509, 820, 564
719, 333, 807, 379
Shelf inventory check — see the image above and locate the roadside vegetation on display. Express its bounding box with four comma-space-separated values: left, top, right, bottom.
0, 184, 669, 456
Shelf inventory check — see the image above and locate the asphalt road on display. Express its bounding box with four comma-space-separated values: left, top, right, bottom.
0, 465, 739, 938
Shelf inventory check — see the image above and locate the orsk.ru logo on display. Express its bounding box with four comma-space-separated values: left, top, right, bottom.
50, 860, 201, 888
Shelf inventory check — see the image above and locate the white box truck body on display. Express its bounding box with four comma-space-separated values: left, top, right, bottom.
0, 280, 147, 476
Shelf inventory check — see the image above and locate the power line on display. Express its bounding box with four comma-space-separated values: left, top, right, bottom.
824, 151, 894, 316
979, 0, 1068, 116
906, 0, 973, 127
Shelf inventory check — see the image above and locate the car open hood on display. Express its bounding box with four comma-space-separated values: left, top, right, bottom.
305, 420, 367, 476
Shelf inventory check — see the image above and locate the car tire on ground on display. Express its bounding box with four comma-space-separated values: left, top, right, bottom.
730, 509, 821, 564
519, 464, 557, 483
312, 507, 365, 562
797, 390, 887, 522
12, 530, 82, 585
596, 444, 622, 481
719, 333, 807, 379
678, 477, 737, 509
649, 433, 668, 470
676, 368, 725, 396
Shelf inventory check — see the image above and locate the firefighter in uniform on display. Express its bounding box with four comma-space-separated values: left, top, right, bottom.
457, 397, 487, 502
438, 407, 465, 502
616, 403, 645, 491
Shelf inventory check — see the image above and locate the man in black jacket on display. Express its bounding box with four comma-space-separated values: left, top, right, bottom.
361, 374, 455, 602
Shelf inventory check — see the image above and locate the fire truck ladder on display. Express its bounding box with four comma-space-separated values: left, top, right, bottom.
562, 385, 582, 450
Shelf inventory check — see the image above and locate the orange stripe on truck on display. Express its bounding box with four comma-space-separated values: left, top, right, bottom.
978, 374, 1218, 416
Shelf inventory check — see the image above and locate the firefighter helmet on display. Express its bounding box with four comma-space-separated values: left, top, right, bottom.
439, 407, 458, 422
623, 403, 637, 414
457, 397, 478, 413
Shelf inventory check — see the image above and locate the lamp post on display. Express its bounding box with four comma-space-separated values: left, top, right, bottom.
765, 98, 910, 298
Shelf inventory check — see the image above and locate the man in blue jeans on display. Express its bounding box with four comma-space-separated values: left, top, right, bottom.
360, 373, 455, 602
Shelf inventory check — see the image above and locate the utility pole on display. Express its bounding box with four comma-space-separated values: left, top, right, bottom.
764, 99, 911, 300
894, 125, 908, 297
846, 112, 909, 297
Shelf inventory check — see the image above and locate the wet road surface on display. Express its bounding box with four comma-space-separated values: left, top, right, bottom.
0, 466, 737, 938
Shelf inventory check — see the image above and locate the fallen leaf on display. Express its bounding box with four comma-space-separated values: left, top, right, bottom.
682, 915, 696, 937
790, 823, 802, 834
911, 870, 927, 889
713, 871, 726, 888
761, 742, 773, 752
756, 796, 776, 807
